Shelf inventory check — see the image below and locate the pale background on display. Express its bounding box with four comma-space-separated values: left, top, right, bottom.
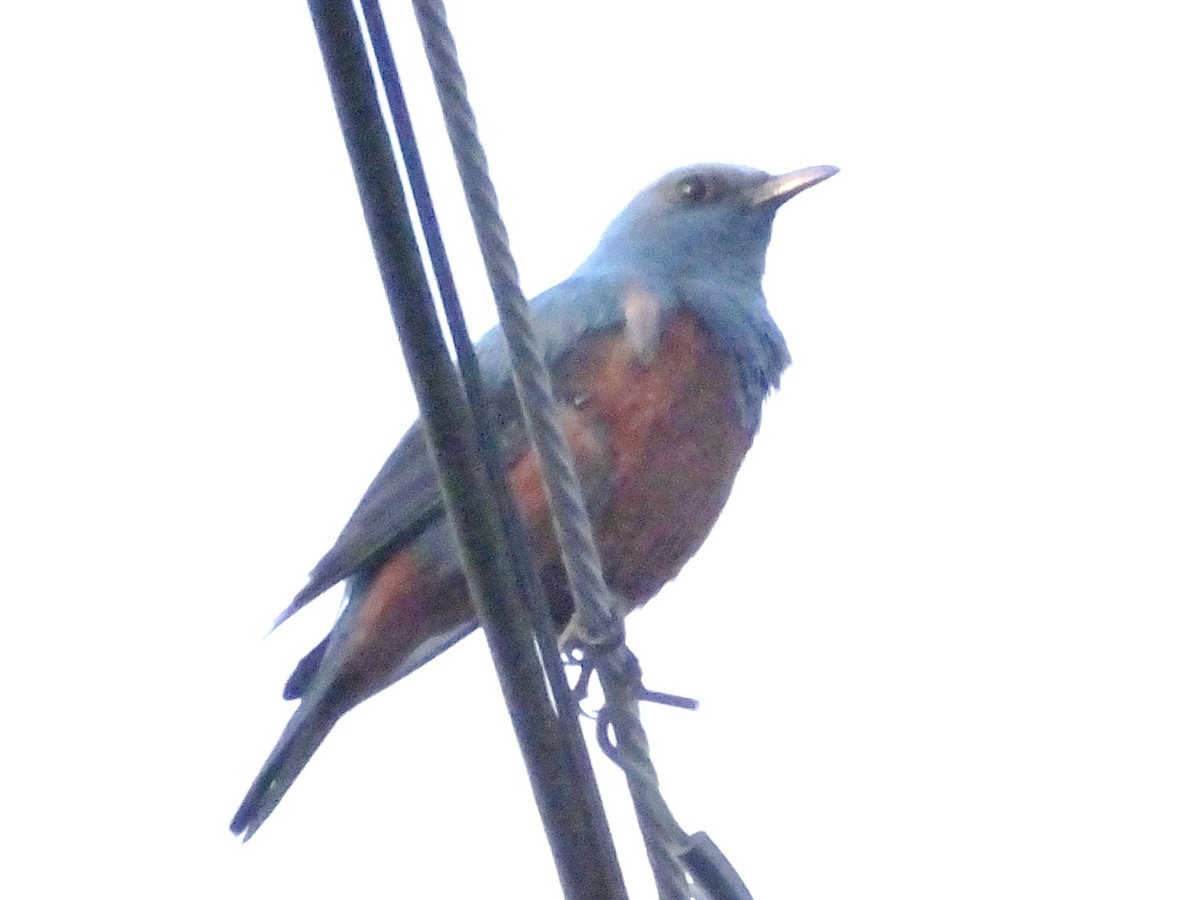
2, 2, 1197, 897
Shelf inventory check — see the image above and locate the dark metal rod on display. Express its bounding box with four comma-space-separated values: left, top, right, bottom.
356, 6, 625, 891
304, 2, 628, 897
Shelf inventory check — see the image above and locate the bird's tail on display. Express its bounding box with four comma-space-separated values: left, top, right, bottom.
230, 697, 341, 840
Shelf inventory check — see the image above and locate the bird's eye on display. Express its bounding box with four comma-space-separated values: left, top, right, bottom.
677, 174, 720, 203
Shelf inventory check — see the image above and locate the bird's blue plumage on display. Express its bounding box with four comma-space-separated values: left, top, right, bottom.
233, 162, 838, 840
280, 165, 801, 622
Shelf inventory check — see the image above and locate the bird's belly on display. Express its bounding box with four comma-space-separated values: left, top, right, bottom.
321, 313, 753, 700
543, 312, 753, 615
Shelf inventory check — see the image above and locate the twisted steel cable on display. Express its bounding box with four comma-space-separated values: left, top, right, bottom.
408, 3, 751, 896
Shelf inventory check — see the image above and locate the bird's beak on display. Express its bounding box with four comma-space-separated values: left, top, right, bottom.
750, 165, 840, 208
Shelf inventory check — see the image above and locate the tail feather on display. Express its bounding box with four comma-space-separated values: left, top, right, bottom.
230, 698, 341, 840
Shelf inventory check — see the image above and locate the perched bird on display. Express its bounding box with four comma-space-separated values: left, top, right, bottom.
231, 162, 838, 839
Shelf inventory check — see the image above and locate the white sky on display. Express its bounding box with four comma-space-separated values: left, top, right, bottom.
2, 1, 1197, 897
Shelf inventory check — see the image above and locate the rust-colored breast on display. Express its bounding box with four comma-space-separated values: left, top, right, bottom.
339, 309, 752, 701
546, 309, 753, 615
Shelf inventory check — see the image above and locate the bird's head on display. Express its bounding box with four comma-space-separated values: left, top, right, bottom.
577, 163, 838, 289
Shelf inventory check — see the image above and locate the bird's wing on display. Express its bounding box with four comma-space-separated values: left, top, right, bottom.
271, 275, 633, 628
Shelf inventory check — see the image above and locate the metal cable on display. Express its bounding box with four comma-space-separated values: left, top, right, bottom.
409, 0, 618, 648
308, 2, 626, 895
408, 4, 755, 897
358, 7, 627, 893
359, 0, 581, 727
597, 648, 693, 899
408, 2, 705, 896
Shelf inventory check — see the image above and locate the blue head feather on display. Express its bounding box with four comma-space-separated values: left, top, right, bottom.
477, 163, 836, 431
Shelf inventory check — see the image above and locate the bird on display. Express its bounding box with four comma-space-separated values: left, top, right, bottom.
231, 161, 838, 839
